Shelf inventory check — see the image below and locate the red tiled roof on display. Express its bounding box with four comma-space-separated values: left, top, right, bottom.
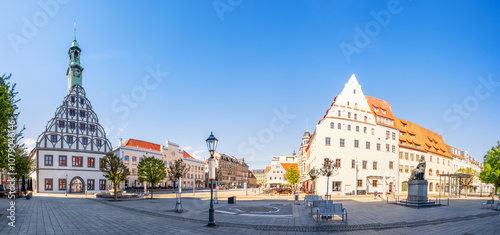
265, 166, 271, 173
280, 163, 299, 172
248, 171, 256, 178
183, 151, 195, 160
365, 96, 395, 126
123, 139, 161, 152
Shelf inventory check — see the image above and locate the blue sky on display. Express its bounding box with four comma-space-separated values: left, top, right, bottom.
1, 0, 499, 169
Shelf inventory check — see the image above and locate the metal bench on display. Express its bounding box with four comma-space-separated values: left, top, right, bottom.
481, 199, 495, 209
316, 203, 347, 223
310, 199, 333, 214
304, 195, 321, 206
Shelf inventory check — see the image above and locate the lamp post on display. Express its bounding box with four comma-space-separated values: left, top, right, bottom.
206, 132, 218, 227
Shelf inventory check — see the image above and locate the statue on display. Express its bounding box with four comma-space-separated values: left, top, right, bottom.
410, 158, 426, 180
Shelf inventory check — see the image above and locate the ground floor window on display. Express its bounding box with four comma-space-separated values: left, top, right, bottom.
88, 179, 95, 190
357, 180, 363, 187
332, 181, 342, 191
45, 178, 53, 190
373, 180, 378, 188
429, 182, 434, 191
59, 179, 66, 191
402, 181, 408, 192
99, 179, 106, 190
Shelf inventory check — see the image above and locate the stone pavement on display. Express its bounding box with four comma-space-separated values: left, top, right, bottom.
0, 194, 499, 234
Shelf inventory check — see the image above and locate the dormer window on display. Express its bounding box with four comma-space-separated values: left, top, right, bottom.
374, 107, 379, 112
70, 96, 75, 103
80, 98, 84, 105
89, 125, 95, 132
382, 109, 387, 114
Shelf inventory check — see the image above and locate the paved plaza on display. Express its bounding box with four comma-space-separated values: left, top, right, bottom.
0, 190, 499, 234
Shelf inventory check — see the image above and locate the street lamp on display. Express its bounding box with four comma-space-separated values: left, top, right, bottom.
206, 132, 218, 227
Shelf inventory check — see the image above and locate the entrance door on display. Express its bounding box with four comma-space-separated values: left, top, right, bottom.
389, 182, 393, 193
71, 177, 83, 193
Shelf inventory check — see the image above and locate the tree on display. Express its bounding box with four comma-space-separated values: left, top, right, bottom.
480, 141, 500, 195
167, 159, 190, 213
284, 166, 300, 194
320, 159, 338, 201
137, 156, 167, 199
457, 167, 478, 198
308, 167, 320, 195
99, 152, 130, 201
13, 155, 36, 192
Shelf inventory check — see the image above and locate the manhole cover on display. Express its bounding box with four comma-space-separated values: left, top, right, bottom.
233, 206, 279, 213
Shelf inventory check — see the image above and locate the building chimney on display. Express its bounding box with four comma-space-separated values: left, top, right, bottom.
119, 138, 123, 147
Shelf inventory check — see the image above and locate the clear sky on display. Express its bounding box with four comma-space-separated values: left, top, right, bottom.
1, 0, 499, 169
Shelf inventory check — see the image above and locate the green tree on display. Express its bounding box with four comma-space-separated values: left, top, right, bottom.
13, 155, 36, 192
99, 152, 130, 201
167, 159, 190, 213
320, 159, 338, 201
480, 141, 500, 195
308, 167, 320, 195
284, 166, 300, 193
457, 167, 478, 198
137, 156, 167, 199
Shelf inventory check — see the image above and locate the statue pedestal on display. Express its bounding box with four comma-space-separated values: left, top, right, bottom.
408, 179, 428, 202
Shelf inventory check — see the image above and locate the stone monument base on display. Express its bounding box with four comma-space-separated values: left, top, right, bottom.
408, 179, 428, 202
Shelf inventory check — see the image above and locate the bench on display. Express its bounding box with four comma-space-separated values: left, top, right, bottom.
310, 199, 333, 214
316, 203, 347, 223
481, 199, 495, 209
304, 195, 321, 206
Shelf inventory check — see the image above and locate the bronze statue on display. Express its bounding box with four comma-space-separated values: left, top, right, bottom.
410, 158, 426, 180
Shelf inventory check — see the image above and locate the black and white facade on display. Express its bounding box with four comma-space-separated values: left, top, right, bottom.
29, 33, 112, 194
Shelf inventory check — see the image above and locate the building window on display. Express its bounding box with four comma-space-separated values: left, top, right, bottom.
429, 169, 433, 176
389, 161, 394, 170
45, 179, 53, 191
357, 180, 363, 187
88, 179, 95, 190
377, 143, 381, 151
69, 122, 76, 129
399, 152, 403, 159
430, 156, 433, 162
88, 157, 95, 168
399, 165, 403, 173
338, 110, 341, 117
45, 155, 53, 166
356, 126, 359, 132
80, 123, 86, 130
67, 136, 74, 143
352, 159, 355, 169
373, 161, 377, 170
373, 180, 378, 188
364, 116, 367, 122
51, 135, 57, 142
59, 179, 66, 191
405, 165, 409, 173
89, 125, 95, 132
340, 139, 345, 147
354, 140, 359, 148
366, 141, 371, 149
59, 156, 67, 166
347, 101, 350, 106
429, 183, 434, 192
386, 144, 390, 152
99, 179, 106, 190
335, 158, 341, 168
139, 158, 143, 162
371, 128, 375, 135
363, 127, 367, 133
402, 181, 408, 192
391, 145, 395, 153
72, 156, 83, 167
348, 112, 351, 118
59, 121, 65, 128
82, 137, 88, 145
96, 139, 102, 147
330, 122, 334, 129
436, 170, 440, 176
347, 125, 351, 131
410, 153, 414, 161
124, 155, 129, 161
386, 131, 390, 139
333, 181, 342, 191
405, 153, 409, 160
325, 137, 331, 146
69, 109, 75, 116
354, 114, 357, 120
132, 156, 137, 162
437, 157, 440, 164
80, 111, 85, 118
80, 98, 85, 105
362, 160, 367, 169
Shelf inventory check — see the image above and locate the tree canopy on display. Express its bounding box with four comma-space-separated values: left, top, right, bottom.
457, 167, 478, 198
167, 159, 190, 184
308, 167, 320, 195
99, 152, 130, 201
479, 141, 500, 194
137, 156, 167, 199
284, 166, 300, 190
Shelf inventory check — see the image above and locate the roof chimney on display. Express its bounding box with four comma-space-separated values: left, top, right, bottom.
119, 138, 123, 147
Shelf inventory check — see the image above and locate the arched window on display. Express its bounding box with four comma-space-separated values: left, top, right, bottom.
169, 162, 172, 167
338, 110, 341, 117
356, 126, 359, 132
337, 123, 341, 129
348, 112, 351, 118
132, 156, 137, 162
429, 182, 433, 191
330, 122, 334, 129
124, 155, 129, 161
436, 170, 440, 176
429, 168, 433, 176
436, 183, 440, 192
164, 161, 167, 165
353, 89, 356, 94
364, 116, 367, 122
364, 127, 367, 133
139, 158, 143, 162
402, 181, 408, 192
354, 114, 357, 120
347, 125, 351, 131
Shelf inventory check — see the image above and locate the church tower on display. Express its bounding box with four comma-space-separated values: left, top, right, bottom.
66, 25, 84, 93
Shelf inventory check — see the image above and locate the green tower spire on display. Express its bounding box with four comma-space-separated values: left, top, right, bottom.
67, 21, 84, 93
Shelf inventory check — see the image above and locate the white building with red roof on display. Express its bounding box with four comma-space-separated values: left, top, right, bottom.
266, 155, 299, 188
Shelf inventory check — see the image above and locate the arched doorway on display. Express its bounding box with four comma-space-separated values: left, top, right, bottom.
389, 182, 394, 193
70, 176, 84, 193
